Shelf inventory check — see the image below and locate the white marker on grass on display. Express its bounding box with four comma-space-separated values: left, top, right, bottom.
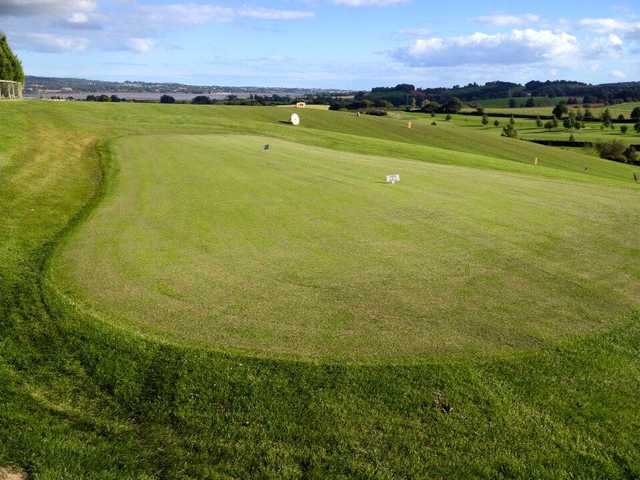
386, 174, 400, 184
290, 113, 300, 126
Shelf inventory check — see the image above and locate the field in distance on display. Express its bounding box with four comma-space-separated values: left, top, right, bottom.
51, 130, 640, 362
464, 100, 640, 119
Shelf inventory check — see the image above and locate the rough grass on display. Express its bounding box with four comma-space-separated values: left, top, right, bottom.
0, 101, 639, 479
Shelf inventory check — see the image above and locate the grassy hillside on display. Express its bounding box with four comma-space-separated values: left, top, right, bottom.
396, 110, 640, 148
1, 101, 639, 479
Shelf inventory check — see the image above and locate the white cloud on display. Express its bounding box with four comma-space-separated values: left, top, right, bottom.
0, 0, 95, 16
474, 14, 540, 27
611, 69, 627, 79
579, 18, 635, 33
237, 8, 314, 20
133, 3, 313, 26
333, 0, 408, 6
126, 37, 154, 53
393, 29, 580, 67
13, 32, 89, 52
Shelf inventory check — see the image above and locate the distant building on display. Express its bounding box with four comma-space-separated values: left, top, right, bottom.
296, 102, 306, 109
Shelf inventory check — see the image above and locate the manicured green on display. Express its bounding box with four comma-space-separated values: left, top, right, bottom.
52, 134, 639, 362
1, 101, 639, 479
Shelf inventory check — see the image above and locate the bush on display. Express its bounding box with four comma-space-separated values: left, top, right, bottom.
494, 120, 500, 127
365, 110, 388, 116
621, 125, 629, 134
160, 95, 176, 104
502, 124, 518, 138
595, 140, 638, 163
192, 95, 212, 105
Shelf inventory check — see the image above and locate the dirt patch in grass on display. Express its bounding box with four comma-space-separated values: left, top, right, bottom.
0, 467, 27, 480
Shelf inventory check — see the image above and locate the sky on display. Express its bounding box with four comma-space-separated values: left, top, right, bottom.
1, 0, 639, 89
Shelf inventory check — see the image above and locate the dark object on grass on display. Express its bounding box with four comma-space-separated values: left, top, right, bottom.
264, 144, 270, 151
634, 172, 640, 183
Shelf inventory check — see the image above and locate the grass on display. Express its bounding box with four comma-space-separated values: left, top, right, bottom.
467, 101, 640, 119
1, 100, 640, 478
395, 110, 640, 147
51, 134, 639, 362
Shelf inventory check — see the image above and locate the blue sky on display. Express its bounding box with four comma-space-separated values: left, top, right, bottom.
1, 0, 638, 89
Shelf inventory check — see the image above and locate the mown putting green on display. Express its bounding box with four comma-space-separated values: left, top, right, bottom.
51, 133, 640, 361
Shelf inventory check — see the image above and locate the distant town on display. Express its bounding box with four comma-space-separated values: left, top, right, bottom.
24, 75, 353, 101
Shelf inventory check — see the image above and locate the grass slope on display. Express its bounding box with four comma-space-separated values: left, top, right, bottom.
0, 101, 639, 479
51, 134, 640, 362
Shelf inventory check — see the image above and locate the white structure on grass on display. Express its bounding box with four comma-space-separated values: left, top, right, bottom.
290, 113, 301, 126
0, 80, 22, 100
386, 174, 400, 184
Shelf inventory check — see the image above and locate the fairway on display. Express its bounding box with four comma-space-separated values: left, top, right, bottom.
51, 133, 640, 361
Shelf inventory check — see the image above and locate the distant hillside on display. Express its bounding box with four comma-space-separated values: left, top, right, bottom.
24, 75, 351, 97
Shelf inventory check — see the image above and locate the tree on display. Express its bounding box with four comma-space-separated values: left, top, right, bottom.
596, 141, 638, 164
584, 108, 594, 121
421, 101, 441, 114
536, 116, 543, 127
552, 117, 559, 128
634, 122, 640, 134
601, 108, 612, 123
552, 101, 568, 118
192, 95, 212, 105
442, 96, 463, 113
160, 95, 176, 104
494, 120, 500, 127
621, 125, 629, 134
481, 114, 489, 126
502, 124, 518, 138
563, 118, 573, 129
596, 141, 627, 162
0, 34, 24, 84
569, 134, 576, 142
631, 107, 640, 121
509, 98, 517, 108
445, 113, 452, 121
544, 121, 554, 130
509, 116, 516, 126
525, 97, 536, 108
617, 113, 626, 121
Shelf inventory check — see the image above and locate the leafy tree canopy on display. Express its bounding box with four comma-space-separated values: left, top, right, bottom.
0, 34, 24, 84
